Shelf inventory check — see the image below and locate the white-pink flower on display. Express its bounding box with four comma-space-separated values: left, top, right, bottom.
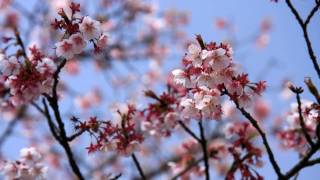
35, 58, 56, 74
164, 112, 179, 129
180, 98, 199, 119
1, 147, 47, 180
20, 147, 42, 164
79, 16, 102, 40
185, 43, 202, 67
1, 162, 18, 179
55, 39, 74, 59
0, 56, 20, 76
69, 33, 87, 54
172, 69, 191, 88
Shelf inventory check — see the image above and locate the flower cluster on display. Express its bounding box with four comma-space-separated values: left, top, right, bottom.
223, 122, 263, 180
53, 2, 108, 59
277, 100, 320, 152
140, 90, 179, 137
1, 147, 48, 180
0, 47, 56, 106
72, 105, 144, 156
172, 36, 266, 120
168, 139, 205, 179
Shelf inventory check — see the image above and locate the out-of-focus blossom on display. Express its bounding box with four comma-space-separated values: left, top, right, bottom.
79, 16, 102, 40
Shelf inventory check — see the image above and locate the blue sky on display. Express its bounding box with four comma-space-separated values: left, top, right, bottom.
1, 0, 320, 179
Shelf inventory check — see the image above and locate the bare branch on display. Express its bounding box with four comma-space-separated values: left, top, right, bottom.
295, 91, 315, 147
178, 120, 202, 143
285, 0, 320, 79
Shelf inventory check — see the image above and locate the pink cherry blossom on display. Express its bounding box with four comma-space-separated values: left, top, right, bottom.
79, 16, 102, 40
0, 55, 20, 76
55, 39, 74, 59
69, 33, 87, 54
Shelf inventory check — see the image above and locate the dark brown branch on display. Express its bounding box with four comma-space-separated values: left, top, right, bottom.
305, 2, 320, 26
284, 142, 320, 179
196, 34, 206, 50
42, 98, 61, 142
13, 28, 28, 60
44, 59, 84, 180
226, 92, 284, 179
133, 130, 222, 180
131, 153, 146, 180
285, 0, 320, 79
304, 157, 320, 167
121, 115, 146, 180
225, 153, 252, 179
31, 101, 45, 115
171, 157, 204, 180
178, 120, 202, 143
110, 173, 122, 180
295, 91, 315, 147
52, 58, 67, 100
198, 120, 210, 180
67, 129, 86, 142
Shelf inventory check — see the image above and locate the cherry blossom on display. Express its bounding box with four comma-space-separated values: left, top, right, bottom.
69, 33, 87, 54
55, 39, 74, 59
0, 47, 56, 106
1, 147, 48, 180
79, 16, 102, 41
0, 55, 20, 76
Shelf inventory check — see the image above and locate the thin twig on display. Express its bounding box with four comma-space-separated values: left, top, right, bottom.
178, 120, 202, 143
133, 130, 222, 180
225, 153, 252, 179
45, 59, 84, 180
226, 91, 284, 179
305, 2, 320, 26
131, 153, 146, 180
284, 142, 320, 178
121, 115, 146, 180
198, 120, 210, 180
171, 157, 204, 180
67, 129, 86, 142
31, 101, 45, 115
42, 98, 61, 142
295, 92, 315, 147
285, 0, 320, 79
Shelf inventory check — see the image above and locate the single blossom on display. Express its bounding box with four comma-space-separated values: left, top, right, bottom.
172, 69, 192, 88
0, 56, 20, 76
69, 33, 87, 54
185, 43, 202, 67
79, 16, 102, 40
55, 39, 74, 59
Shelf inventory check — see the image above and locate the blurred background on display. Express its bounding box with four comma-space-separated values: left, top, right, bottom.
0, 0, 319, 179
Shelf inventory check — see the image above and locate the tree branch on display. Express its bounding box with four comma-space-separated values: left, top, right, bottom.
305, 2, 320, 26
178, 120, 202, 143
295, 91, 315, 147
226, 153, 252, 178
45, 59, 84, 180
171, 157, 204, 180
67, 129, 86, 142
226, 92, 284, 179
198, 120, 210, 180
42, 98, 61, 142
285, 0, 320, 79
284, 142, 320, 179
131, 153, 146, 180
